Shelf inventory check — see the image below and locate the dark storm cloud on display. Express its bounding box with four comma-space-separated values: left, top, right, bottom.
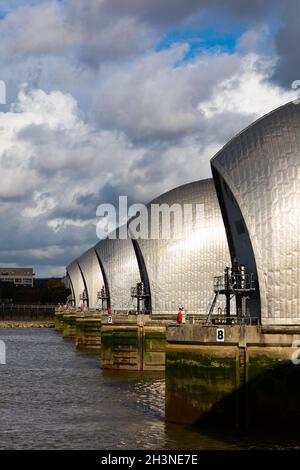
0, 209, 94, 252
93, 0, 277, 27
271, 0, 300, 87
99, 0, 203, 27
76, 182, 129, 209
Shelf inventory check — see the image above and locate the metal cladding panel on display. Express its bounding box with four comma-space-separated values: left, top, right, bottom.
77, 248, 104, 308
211, 102, 300, 325
94, 232, 141, 311
135, 179, 230, 315
66, 261, 85, 307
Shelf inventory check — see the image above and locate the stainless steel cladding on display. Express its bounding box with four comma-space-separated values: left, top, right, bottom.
211, 101, 300, 325
77, 248, 105, 308
67, 179, 230, 314
94, 228, 141, 312
135, 179, 230, 316
66, 261, 85, 307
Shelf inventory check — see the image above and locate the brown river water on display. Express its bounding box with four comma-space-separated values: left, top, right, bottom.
0, 328, 299, 450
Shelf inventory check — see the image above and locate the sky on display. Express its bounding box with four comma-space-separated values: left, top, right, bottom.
0, 0, 298, 277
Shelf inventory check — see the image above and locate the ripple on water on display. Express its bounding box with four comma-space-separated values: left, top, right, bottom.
0, 329, 298, 450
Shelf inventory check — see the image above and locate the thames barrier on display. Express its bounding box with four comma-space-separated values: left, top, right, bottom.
54, 101, 300, 430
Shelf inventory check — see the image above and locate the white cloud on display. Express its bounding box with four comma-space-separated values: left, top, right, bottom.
48, 218, 97, 232
22, 191, 56, 218
199, 54, 294, 119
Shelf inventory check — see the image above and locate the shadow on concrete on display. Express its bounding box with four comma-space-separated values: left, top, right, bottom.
166, 362, 300, 448
197, 362, 300, 430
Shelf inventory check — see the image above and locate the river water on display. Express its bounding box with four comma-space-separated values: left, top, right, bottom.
0, 328, 298, 450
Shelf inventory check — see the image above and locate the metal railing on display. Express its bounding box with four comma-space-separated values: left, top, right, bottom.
130, 286, 150, 298
79, 290, 88, 301
213, 273, 256, 292
0, 304, 55, 321
206, 308, 260, 326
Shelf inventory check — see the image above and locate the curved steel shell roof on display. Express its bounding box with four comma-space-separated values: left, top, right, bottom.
94, 231, 142, 312
211, 101, 300, 325
135, 178, 230, 315
66, 261, 85, 307
77, 248, 104, 308
67, 179, 230, 315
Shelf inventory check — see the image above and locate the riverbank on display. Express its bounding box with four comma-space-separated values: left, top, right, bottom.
0, 321, 54, 328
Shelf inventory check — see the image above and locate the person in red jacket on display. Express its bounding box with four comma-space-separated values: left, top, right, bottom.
177, 304, 184, 324
177, 310, 183, 324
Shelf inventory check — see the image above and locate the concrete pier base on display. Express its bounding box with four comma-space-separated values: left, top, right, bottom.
165, 324, 300, 429
75, 315, 101, 351
54, 311, 65, 332
100, 314, 167, 371
62, 313, 79, 339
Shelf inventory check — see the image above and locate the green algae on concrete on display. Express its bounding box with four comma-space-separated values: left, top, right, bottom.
54, 311, 65, 332
165, 324, 300, 429
101, 325, 142, 370
62, 313, 78, 339
143, 326, 166, 371
166, 345, 238, 426
75, 316, 102, 351
100, 321, 166, 371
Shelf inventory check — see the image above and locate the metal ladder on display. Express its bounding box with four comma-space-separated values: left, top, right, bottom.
205, 291, 219, 325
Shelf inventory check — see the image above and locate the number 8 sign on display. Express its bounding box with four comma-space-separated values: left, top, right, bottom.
216, 328, 225, 342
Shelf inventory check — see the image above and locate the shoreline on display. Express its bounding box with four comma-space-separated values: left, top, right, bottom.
0, 321, 55, 328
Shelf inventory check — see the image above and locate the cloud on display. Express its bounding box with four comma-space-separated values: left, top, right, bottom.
95, 0, 204, 27
0, 3, 77, 59
92, 46, 293, 144
91, 44, 243, 142
0, 0, 296, 277
0, 1, 41, 15
0, 0, 295, 92
0, 0, 279, 67
271, 0, 300, 87
0, 1, 156, 67
0, 43, 294, 274
236, 25, 271, 53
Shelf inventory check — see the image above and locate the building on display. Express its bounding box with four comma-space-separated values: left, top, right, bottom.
66, 179, 231, 316
211, 101, 300, 325
0, 267, 34, 288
